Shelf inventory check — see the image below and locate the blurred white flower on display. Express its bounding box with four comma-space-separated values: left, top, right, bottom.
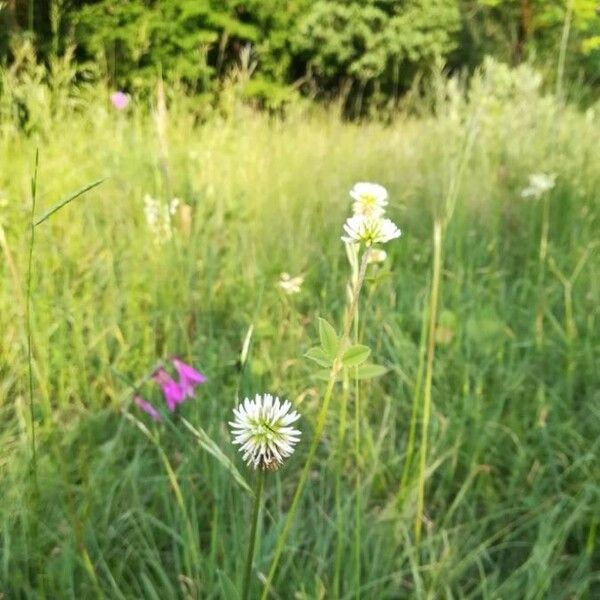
521, 173, 556, 199
230, 394, 301, 471
278, 272, 304, 295
143, 195, 179, 244
367, 249, 387, 264
350, 182, 388, 217
342, 215, 401, 246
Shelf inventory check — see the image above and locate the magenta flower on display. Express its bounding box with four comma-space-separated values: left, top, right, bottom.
153, 368, 185, 412
132, 358, 206, 421
134, 395, 161, 422
110, 91, 130, 110
173, 358, 207, 398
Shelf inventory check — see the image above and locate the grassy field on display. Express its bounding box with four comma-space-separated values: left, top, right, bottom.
1, 61, 599, 598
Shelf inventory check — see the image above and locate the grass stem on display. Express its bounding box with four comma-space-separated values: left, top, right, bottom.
415, 219, 443, 542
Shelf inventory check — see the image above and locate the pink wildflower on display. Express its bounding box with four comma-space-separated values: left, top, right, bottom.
134, 395, 161, 422
173, 358, 207, 398
153, 368, 185, 412
110, 91, 130, 110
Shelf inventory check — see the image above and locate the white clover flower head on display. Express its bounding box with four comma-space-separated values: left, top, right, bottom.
341, 215, 401, 246
230, 394, 301, 471
350, 182, 388, 217
278, 272, 304, 295
521, 173, 556, 199
367, 248, 387, 264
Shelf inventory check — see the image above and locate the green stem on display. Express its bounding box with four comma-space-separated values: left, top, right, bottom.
397, 298, 428, 502
242, 470, 265, 600
535, 194, 550, 349
353, 368, 361, 599
260, 249, 371, 600
353, 278, 361, 599
26, 150, 42, 594
333, 371, 349, 598
27, 151, 39, 493
556, 0, 575, 99
415, 220, 443, 543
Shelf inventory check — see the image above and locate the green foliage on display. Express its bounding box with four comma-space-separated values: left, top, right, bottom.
461, 0, 600, 84
292, 0, 461, 109
69, 0, 311, 106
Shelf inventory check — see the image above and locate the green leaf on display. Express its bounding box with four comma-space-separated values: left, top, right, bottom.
355, 363, 388, 380
318, 318, 339, 358
341, 344, 371, 367
304, 346, 332, 368
34, 179, 104, 226
314, 369, 342, 382
180, 419, 252, 495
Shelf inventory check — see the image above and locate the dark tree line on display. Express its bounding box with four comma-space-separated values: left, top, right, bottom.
2, 1, 600, 112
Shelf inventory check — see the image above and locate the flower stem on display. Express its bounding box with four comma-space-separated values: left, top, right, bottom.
415, 220, 443, 543
353, 275, 361, 599
353, 368, 361, 599
260, 249, 371, 600
242, 470, 265, 600
333, 371, 349, 597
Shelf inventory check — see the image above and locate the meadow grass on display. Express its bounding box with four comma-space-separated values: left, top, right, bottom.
0, 64, 599, 598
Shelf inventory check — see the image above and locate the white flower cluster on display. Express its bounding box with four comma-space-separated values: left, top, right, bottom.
230, 393, 301, 471
521, 173, 556, 200
143, 195, 180, 244
341, 183, 401, 247
278, 272, 304, 295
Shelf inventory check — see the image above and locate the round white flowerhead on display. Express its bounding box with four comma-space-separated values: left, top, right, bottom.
341, 215, 401, 246
350, 182, 388, 217
230, 394, 301, 471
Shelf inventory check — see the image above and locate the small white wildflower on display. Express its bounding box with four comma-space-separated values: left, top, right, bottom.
367, 249, 387, 264
521, 173, 556, 199
169, 197, 180, 215
143, 194, 174, 244
230, 394, 301, 471
341, 215, 401, 246
143, 194, 161, 227
350, 182, 388, 217
278, 272, 304, 295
